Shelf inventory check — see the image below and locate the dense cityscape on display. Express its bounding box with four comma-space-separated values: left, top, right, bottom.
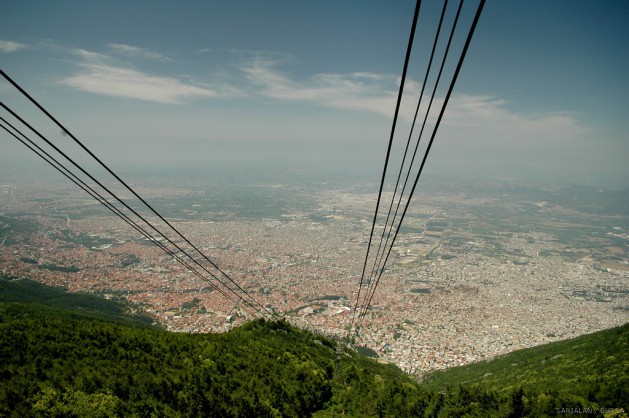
1, 175, 627, 376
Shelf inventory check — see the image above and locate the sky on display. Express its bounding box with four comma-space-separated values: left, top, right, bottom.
1, 0, 627, 187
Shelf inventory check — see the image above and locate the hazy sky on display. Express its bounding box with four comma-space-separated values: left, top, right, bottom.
1, 1, 627, 186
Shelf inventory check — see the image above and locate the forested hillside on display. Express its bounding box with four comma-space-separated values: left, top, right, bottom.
0, 300, 422, 417
0, 274, 154, 327
1, 275, 627, 417
423, 322, 629, 415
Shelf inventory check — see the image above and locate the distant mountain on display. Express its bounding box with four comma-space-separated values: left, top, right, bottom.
1, 277, 627, 417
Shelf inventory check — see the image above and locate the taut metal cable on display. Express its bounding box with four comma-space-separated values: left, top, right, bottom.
0, 69, 275, 320
0, 101, 271, 318
362, 0, 450, 317
0, 116, 256, 316
363, 0, 464, 316
358, 0, 486, 330
348, 0, 423, 340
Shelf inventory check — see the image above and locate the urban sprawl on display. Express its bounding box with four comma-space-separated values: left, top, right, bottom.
1, 179, 627, 376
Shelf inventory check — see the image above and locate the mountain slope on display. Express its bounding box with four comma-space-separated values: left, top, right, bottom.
1, 276, 627, 417
424, 323, 629, 414
1, 299, 427, 417
0, 273, 154, 327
